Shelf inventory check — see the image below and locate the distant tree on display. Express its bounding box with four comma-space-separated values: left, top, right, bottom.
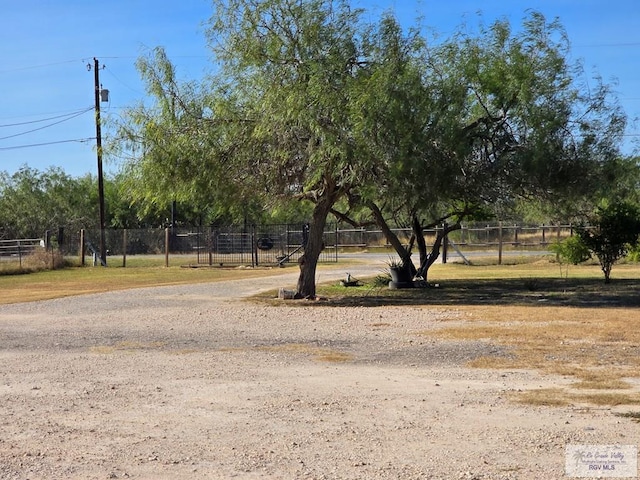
577, 201, 640, 283
0, 166, 97, 240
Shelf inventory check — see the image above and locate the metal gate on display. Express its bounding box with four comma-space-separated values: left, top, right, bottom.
194, 224, 338, 267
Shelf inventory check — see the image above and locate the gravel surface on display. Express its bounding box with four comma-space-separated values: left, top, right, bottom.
0, 265, 637, 479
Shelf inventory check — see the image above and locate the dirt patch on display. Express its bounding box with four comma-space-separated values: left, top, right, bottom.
1, 275, 639, 479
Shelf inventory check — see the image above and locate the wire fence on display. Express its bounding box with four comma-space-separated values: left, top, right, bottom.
5, 222, 579, 269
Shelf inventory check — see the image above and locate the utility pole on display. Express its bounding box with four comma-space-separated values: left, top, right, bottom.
93, 58, 107, 266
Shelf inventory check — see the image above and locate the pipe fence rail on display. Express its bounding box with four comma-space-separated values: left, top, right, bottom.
0, 238, 43, 267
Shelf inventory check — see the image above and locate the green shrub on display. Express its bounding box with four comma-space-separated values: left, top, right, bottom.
628, 244, 640, 263
550, 235, 591, 265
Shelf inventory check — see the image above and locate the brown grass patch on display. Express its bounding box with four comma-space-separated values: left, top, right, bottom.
512, 388, 640, 407
425, 304, 640, 404
258, 343, 353, 363
90, 341, 166, 354
0, 263, 294, 305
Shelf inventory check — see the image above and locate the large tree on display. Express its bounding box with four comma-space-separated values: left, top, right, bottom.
115, 3, 627, 296
204, 0, 385, 297
349, 12, 626, 281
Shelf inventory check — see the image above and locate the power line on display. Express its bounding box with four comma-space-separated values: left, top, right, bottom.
0, 108, 93, 141
0, 138, 95, 151
0, 107, 93, 128
0, 59, 81, 74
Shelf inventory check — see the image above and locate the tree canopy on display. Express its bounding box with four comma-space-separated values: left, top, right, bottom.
113, 0, 629, 296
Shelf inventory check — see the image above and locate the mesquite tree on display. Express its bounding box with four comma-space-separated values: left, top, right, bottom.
205, 0, 392, 297
347, 12, 626, 282
116, 3, 627, 295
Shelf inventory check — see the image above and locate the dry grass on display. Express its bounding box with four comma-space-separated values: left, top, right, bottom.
90, 341, 167, 354
310, 260, 640, 407
0, 262, 296, 305
257, 343, 353, 362
432, 305, 640, 380
427, 304, 640, 406
511, 388, 640, 407
0, 249, 68, 274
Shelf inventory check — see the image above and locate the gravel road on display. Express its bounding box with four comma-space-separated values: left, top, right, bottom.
0, 265, 637, 479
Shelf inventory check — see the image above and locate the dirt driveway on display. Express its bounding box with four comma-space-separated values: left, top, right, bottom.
0, 267, 636, 479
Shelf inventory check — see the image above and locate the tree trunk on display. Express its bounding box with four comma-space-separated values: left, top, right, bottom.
602, 264, 612, 284
296, 196, 332, 298
368, 202, 414, 272
418, 231, 443, 282
418, 222, 461, 282
412, 214, 427, 270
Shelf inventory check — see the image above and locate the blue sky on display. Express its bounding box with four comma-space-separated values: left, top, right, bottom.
1, 0, 639, 178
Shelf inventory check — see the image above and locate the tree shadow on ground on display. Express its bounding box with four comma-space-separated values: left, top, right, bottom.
317, 277, 640, 309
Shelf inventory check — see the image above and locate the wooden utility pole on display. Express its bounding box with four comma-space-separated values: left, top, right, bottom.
93, 58, 107, 266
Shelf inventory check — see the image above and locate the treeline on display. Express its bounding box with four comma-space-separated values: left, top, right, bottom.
0, 165, 315, 241
0, 166, 166, 240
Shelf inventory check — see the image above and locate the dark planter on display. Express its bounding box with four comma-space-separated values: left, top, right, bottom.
389, 265, 414, 289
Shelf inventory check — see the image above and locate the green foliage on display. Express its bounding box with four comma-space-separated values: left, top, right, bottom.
358, 10, 625, 276
0, 166, 99, 239
627, 244, 640, 263
112, 1, 628, 296
550, 236, 592, 265
577, 201, 640, 283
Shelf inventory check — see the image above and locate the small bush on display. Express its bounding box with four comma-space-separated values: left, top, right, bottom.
550, 236, 591, 265
370, 274, 391, 288
627, 244, 640, 263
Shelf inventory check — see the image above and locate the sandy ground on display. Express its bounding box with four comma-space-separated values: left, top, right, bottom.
0, 265, 638, 479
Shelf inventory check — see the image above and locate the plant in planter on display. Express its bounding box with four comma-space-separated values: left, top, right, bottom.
387, 258, 414, 288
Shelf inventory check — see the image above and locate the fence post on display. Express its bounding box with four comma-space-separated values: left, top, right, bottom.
252, 225, 258, 268
209, 226, 213, 266
498, 222, 503, 265
122, 229, 127, 268
80, 229, 85, 266
165, 227, 170, 267
17, 240, 22, 270
196, 226, 200, 264
442, 222, 448, 264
